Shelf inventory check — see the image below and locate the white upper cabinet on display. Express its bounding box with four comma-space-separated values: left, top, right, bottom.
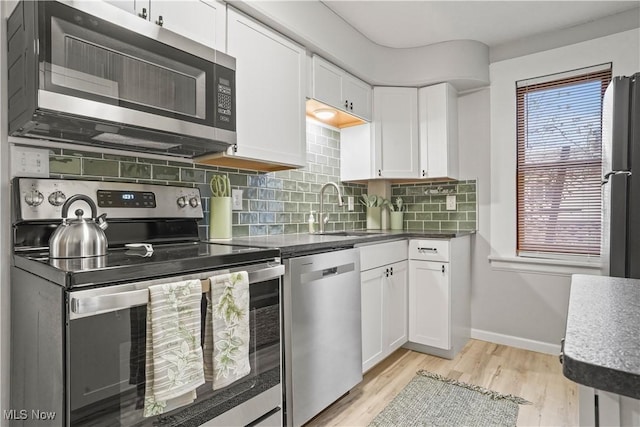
340, 124, 372, 181
104, 0, 226, 51
312, 55, 372, 121
340, 83, 459, 181
226, 8, 306, 168
418, 82, 459, 179
373, 87, 420, 178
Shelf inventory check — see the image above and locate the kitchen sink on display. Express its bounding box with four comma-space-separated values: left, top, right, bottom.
315, 231, 382, 237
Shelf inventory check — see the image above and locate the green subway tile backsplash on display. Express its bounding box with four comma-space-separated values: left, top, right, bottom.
391, 180, 477, 232
50, 156, 81, 175
83, 159, 118, 177
44, 120, 475, 237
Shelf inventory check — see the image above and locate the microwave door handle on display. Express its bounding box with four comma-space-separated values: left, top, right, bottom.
70, 264, 284, 316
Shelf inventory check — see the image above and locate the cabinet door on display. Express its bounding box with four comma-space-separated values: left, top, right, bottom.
151, 1, 226, 51
418, 83, 459, 179
103, 0, 140, 15
361, 267, 384, 373
312, 56, 343, 111
409, 260, 450, 349
227, 8, 306, 168
385, 260, 408, 352
344, 74, 372, 121
340, 124, 372, 181
373, 87, 419, 178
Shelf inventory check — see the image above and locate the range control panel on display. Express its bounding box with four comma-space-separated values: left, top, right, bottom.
97, 190, 157, 208
14, 178, 203, 222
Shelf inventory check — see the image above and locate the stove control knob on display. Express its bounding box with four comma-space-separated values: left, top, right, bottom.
48, 191, 67, 206
25, 190, 44, 207
189, 197, 200, 208
176, 196, 187, 208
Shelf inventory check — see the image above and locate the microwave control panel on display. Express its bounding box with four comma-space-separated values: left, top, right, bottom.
215, 64, 236, 131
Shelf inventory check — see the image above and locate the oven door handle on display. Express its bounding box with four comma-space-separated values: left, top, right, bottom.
70, 264, 284, 317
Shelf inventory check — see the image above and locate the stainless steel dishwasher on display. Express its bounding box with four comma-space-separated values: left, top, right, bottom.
283, 248, 362, 427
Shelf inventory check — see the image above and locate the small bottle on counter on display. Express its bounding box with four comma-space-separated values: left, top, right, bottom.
308, 211, 315, 233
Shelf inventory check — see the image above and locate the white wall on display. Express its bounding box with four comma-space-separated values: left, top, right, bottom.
456, 28, 640, 354
1, 0, 12, 416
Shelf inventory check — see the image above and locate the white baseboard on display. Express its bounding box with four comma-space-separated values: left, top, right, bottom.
471, 328, 561, 355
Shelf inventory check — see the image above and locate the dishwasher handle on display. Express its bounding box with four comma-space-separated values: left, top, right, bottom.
70, 263, 284, 319
300, 262, 355, 284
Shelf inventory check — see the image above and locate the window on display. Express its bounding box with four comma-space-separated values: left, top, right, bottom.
516, 64, 612, 257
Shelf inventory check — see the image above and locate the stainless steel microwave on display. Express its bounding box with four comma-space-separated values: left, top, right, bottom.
7, 0, 236, 157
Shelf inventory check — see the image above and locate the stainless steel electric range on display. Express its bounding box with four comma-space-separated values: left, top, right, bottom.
10, 178, 283, 427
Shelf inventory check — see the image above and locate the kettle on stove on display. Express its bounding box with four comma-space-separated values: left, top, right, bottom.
49, 194, 108, 259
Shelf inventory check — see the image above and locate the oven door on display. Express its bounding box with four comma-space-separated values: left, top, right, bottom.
66, 262, 283, 427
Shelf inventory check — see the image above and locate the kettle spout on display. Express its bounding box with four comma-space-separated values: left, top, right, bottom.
97, 213, 108, 230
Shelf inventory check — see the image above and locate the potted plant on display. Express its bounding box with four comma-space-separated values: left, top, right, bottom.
360, 194, 384, 229
388, 197, 406, 230
209, 174, 232, 240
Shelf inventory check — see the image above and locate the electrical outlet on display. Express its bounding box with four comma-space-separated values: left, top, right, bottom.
232, 189, 243, 210
347, 196, 354, 211
446, 195, 457, 211
11, 146, 49, 177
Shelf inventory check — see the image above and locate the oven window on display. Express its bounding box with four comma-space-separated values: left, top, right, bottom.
68, 278, 280, 426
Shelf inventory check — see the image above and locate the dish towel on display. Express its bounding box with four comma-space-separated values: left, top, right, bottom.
143, 280, 205, 417
203, 271, 251, 390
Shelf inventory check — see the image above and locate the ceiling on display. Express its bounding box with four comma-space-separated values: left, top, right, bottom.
322, 1, 640, 49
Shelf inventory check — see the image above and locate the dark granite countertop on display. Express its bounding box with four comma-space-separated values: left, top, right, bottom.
563, 274, 640, 399
207, 230, 474, 257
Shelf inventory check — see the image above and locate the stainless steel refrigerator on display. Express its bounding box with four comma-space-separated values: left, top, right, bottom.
601, 72, 640, 277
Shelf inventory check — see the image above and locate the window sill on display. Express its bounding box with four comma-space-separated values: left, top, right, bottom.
488, 255, 602, 276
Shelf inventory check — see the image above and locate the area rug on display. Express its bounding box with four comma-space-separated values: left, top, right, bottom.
369, 370, 531, 427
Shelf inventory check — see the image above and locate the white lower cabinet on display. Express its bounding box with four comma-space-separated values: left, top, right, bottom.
359, 241, 408, 373
408, 260, 449, 349
578, 385, 640, 427
407, 236, 471, 359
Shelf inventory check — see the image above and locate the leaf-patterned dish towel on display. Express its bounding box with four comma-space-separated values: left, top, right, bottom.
143, 280, 205, 417
203, 272, 251, 390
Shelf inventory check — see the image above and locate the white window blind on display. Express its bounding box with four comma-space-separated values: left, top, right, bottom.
516, 64, 612, 256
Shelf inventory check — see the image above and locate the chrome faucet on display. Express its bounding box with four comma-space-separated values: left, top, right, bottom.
318, 182, 344, 233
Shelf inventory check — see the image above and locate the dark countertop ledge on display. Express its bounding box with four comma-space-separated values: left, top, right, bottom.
563, 274, 640, 400
207, 230, 474, 256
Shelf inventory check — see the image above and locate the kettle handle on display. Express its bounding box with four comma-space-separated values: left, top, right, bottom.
61, 195, 99, 220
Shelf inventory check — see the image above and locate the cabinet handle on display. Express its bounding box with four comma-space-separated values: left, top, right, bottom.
422, 170, 426, 177
232, 144, 238, 153
384, 268, 389, 277
350, 102, 353, 110
441, 265, 445, 273
156, 15, 164, 26
378, 169, 382, 177
139, 7, 147, 19
345, 100, 349, 109
417, 247, 438, 253
390, 267, 393, 276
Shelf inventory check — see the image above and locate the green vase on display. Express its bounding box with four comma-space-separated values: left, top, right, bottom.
390, 211, 404, 230
366, 206, 382, 230
209, 197, 232, 240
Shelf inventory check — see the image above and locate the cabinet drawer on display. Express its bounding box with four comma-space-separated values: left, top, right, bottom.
359, 240, 408, 271
409, 239, 449, 262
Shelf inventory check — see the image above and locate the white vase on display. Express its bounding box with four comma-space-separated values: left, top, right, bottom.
390, 211, 404, 230
366, 206, 382, 230
209, 197, 232, 240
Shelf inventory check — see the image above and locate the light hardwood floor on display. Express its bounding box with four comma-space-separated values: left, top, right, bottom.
307, 339, 578, 426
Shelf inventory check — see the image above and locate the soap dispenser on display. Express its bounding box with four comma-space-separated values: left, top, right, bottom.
308, 211, 316, 233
